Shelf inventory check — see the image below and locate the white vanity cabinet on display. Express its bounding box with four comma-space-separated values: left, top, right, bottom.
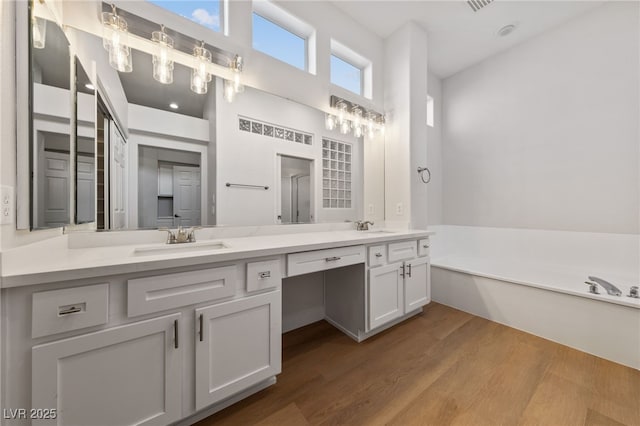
368, 262, 404, 329
32, 313, 182, 426
325, 237, 432, 340
195, 291, 281, 410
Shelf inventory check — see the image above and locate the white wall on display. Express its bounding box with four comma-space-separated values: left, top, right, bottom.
427, 71, 443, 226
216, 81, 363, 226
384, 22, 429, 229
442, 2, 640, 234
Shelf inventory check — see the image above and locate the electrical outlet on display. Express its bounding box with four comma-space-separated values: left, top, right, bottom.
368, 204, 375, 215
1, 186, 14, 225
396, 202, 403, 216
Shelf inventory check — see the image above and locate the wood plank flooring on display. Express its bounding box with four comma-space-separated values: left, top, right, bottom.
195, 303, 640, 426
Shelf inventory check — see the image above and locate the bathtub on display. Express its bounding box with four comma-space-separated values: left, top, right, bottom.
429, 225, 640, 370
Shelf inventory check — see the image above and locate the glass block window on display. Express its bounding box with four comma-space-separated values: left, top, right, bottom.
238, 116, 313, 145
322, 138, 352, 209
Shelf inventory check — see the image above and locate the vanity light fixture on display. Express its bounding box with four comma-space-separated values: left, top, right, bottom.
32, 15, 47, 49
151, 25, 174, 84
169, 102, 178, 109
101, 4, 132, 72
190, 41, 212, 95
327, 95, 385, 139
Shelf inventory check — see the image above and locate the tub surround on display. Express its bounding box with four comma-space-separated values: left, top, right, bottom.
429, 225, 640, 370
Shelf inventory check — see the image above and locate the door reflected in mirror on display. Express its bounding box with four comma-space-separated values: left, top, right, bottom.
279, 156, 312, 224
75, 59, 96, 224
31, 10, 71, 229
139, 146, 202, 229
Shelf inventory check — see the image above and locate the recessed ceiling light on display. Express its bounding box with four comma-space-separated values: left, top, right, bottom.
169, 102, 179, 109
497, 24, 517, 37
85, 83, 95, 90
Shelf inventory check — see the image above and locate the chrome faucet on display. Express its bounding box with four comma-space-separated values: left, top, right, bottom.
586, 276, 622, 296
355, 220, 374, 231
159, 227, 198, 244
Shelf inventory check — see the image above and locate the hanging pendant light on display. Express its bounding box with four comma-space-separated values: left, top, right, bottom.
231, 55, 244, 94
191, 41, 212, 94
32, 15, 47, 49
101, 4, 132, 72
366, 111, 376, 138
151, 25, 174, 84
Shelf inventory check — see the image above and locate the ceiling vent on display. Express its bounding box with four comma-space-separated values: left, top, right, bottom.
467, 0, 494, 12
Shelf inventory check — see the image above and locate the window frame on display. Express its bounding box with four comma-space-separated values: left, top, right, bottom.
330, 39, 372, 99
252, 1, 316, 74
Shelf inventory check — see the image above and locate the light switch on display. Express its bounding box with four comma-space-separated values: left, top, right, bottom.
1, 186, 14, 225
396, 202, 403, 216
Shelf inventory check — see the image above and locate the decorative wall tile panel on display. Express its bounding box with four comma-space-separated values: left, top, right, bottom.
238, 116, 313, 145
322, 138, 353, 209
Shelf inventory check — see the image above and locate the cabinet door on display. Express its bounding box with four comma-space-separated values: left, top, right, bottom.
195, 291, 281, 410
32, 313, 182, 426
368, 262, 404, 330
405, 256, 431, 312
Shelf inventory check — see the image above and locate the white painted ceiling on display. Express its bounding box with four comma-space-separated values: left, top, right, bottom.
331, 0, 607, 78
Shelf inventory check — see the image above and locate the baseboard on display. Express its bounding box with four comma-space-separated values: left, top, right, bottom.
175, 376, 277, 426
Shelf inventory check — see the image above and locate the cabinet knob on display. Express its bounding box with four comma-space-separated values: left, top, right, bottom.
375, 253, 382, 258
423, 244, 429, 249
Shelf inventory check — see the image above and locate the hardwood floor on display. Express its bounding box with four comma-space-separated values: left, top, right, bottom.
195, 303, 640, 426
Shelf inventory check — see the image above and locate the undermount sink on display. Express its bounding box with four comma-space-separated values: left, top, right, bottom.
134, 240, 229, 256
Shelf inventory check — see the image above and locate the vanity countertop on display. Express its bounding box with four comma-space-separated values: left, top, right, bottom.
0, 228, 434, 288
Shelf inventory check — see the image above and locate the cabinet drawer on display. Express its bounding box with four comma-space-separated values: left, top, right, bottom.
247, 259, 281, 293
368, 245, 387, 267
32, 283, 109, 338
388, 240, 418, 263
418, 238, 430, 257
128, 266, 237, 317
287, 245, 365, 277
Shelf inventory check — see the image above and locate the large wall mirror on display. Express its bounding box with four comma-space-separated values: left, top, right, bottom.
21, 0, 381, 231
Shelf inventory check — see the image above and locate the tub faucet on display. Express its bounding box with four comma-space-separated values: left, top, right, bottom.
587, 276, 622, 296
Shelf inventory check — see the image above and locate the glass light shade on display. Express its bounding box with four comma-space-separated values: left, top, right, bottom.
366, 113, 376, 138
337, 101, 348, 124
340, 119, 351, 135
152, 28, 174, 84
101, 11, 128, 52
102, 8, 131, 72
223, 79, 236, 102
325, 114, 336, 131
109, 44, 132, 73
191, 44, 212, 94
190, 69, 208, 94
353, 124, 363, 138
32, 16, 46, 49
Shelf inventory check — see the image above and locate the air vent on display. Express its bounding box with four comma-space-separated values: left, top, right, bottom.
467, 0, 494, 12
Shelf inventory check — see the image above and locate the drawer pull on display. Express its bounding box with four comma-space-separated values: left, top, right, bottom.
375, 253, 382, 258
400, 265, 405, 278
423, 244, 430, 249
258, 271, 271, 279
407, 263, 412, 278
325, 256, 342, 262
199, 313, 204, 342
174, 319, 179, 349
58, 305, 83, 316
